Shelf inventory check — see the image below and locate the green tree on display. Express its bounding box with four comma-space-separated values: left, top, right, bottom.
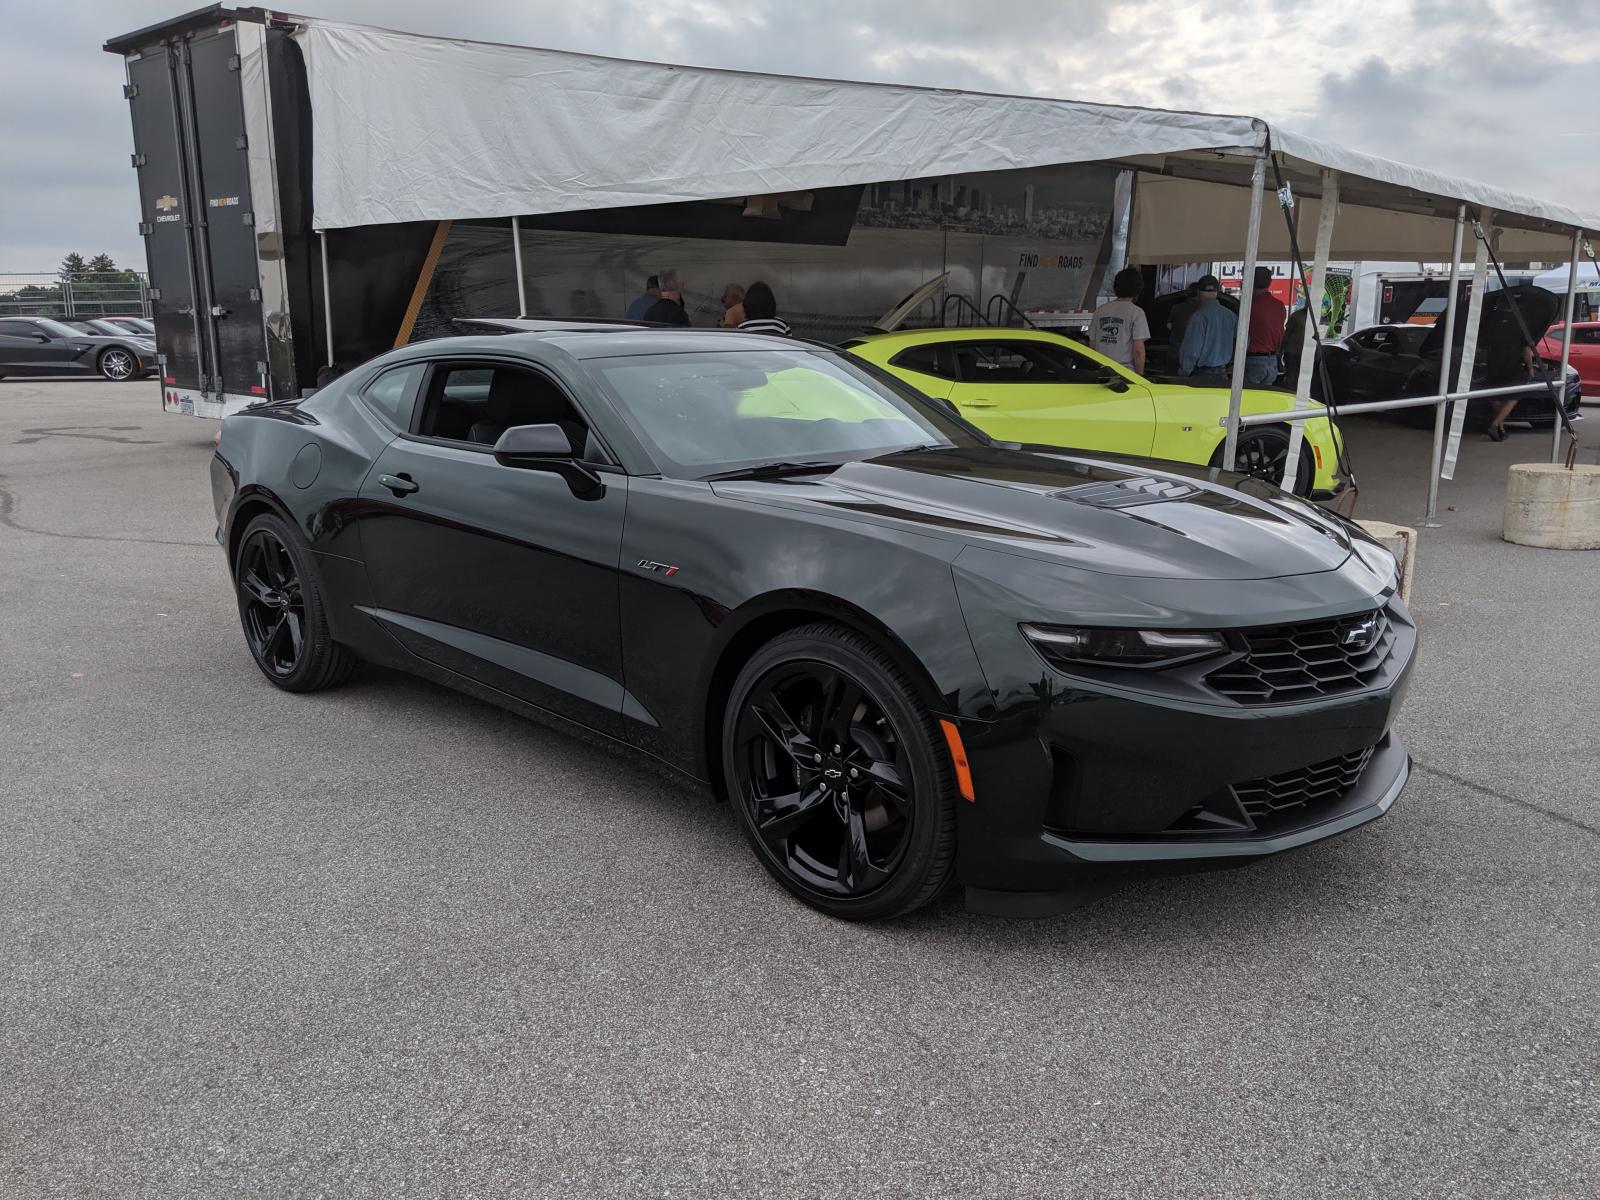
86, 253, 118, 274
60, 251, 87, 277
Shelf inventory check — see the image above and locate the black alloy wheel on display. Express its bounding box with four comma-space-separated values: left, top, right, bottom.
233, 512, 356, 692
724, 624, 956, 919
1218, 427, 1315, 497
98, 348, 136, 381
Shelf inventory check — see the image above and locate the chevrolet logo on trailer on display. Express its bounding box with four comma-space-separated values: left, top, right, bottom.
155, 194, 178, 210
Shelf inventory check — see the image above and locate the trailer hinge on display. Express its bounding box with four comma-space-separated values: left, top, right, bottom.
138, 221, 154, 236
157, 353, 168, 366
131, 152, 146, 168
256, 361, 269, 376
148, 287, 162, 301
241, 211, 255, 228
210, 305, 229, 317
227, 54, 240, 71
234, 134, 248, 150
123, 83, 139, 99
248, 287, 261, 301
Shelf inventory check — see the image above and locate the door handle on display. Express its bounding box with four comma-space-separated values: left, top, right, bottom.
959, 397, 998, 408
379, 473, 418, 496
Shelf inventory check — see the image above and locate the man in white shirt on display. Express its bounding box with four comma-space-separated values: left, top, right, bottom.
1090, 267, 1151, 375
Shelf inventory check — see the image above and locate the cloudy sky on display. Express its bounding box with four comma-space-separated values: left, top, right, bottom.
3, 0, 1597, 270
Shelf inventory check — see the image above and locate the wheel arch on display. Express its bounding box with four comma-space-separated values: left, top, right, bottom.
225, 486, 297, 575
698, 591, 946, 801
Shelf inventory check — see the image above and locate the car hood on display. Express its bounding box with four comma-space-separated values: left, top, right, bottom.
1420, 284, 1560, 362
712, 445, 1353, 581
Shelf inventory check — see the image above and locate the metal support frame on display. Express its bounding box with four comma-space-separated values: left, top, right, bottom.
512, 215, 528, 318
1425, 205, 1467, 524
1237, 382, 1560, 425
1554, 229, 1582, 463
319, 230, 334, 368
1283, 169, 1338, 494
1222, 152, 1268, 470
1442, 209, 1493, 481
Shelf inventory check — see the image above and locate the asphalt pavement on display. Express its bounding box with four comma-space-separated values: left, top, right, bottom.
1, 378, 1596, 1198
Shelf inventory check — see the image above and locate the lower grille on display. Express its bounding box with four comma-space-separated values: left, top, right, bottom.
1231, 745, 1376, 822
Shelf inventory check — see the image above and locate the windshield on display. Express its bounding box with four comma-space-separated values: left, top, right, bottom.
584, 348, 986, 478
34, 318, 85, 339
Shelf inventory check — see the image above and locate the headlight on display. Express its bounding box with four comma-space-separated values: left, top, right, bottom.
1020, 624, 1227, 670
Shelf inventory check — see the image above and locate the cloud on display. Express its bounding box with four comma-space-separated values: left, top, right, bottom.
2, 0, 1596, 270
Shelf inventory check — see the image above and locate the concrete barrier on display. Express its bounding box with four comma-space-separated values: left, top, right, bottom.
1503, 463, 1600, 550
1356, 519, 1417, 605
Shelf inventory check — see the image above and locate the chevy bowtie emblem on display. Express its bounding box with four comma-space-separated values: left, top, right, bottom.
155, 194, 179, 211
637, 559, 680, 577
1339, 615, 1381, 653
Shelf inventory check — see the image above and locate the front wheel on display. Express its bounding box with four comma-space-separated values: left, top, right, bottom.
1214, 427, 1316, 497
233, 512, 356, 692
98, 348, 137, 381
723, 624, 957, 920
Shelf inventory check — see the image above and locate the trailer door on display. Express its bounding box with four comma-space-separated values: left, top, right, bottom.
180, 28, 270, 409
125, 47, 203, 412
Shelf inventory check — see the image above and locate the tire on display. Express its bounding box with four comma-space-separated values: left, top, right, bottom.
1213, 426, 1316, 497
97, 347, 137, 381
722, 623, 957, 920
232, 511, 357, 692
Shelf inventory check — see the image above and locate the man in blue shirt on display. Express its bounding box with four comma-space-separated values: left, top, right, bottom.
625, 275, 660, 321
1178, 274, 1238, 379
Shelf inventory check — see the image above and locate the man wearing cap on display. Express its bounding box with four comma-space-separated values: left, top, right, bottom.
1178, 274, 1238, 380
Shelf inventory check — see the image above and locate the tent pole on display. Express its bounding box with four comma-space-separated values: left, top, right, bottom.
1425, 204, 1466, 524
319, 230, 334, 368
1223, 151, 1267, 471
1284, 168, 1338, 494
1553, 229, 1581, 463
512, 215, 528, 319
1442, 208, 1493, 481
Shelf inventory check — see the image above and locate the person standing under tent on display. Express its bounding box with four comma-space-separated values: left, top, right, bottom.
1244, 266, 1288, 385
626, 275, 660, 320
643, 271, 691, 326
719, 284, 747, 328
1177, 275, 1237, 380
737, 281, 791, 336
1091, 267, 1150, 374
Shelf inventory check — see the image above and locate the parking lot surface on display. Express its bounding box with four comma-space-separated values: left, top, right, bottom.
2, 378, 1597, 1198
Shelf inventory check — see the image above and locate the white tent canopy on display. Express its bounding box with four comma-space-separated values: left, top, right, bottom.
292, 17, 1600, 260
1533, 261, 1600, 292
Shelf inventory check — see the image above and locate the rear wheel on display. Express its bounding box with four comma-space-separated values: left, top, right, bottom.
98, 348, 137, 381
1213, 427, 1316, 497
723, 624, 957, 920
233, 512, 356, 692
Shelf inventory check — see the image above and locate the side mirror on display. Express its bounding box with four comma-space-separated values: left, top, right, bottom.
491, 423, 604, 498
1102, 375, 1131, 394
33, 333, 51, 343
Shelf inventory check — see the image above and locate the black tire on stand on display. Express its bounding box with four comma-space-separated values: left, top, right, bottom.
233, 511, 357, 692
722, 623, 958, 920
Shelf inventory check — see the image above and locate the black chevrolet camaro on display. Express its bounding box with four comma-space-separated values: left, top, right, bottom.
211, 329, 1415, 919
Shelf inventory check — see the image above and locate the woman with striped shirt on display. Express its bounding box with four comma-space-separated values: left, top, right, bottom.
736, 281, 791, 336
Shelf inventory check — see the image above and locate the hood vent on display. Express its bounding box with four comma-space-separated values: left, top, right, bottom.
1051, 476, 1202, 510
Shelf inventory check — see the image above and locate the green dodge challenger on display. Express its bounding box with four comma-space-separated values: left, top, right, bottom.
843, 327, 1343, 497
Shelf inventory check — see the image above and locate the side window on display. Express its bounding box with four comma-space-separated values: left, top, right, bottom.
1577, 327, 1600, 345
953, 341, 1106, 384
415, 361, 601, 461
889, 343, 957, 380
360, 363, 424, 429
0, 319, 38, 338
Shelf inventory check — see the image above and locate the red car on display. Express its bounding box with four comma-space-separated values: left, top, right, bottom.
1537, 322, 1600, 397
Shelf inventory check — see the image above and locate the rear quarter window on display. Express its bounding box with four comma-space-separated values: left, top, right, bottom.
361, 363, 425, 429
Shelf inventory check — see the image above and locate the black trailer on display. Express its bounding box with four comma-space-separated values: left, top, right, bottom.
107, 5, 441, 416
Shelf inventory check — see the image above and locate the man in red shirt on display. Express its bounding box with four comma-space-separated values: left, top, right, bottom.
1243, 266, 1288, 385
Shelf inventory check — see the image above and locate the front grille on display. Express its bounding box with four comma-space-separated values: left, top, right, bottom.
1205, 608, 1393, 704
1231, 745, 1376, 822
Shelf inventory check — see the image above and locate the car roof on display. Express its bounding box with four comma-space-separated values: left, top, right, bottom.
403, 328, 820, 361
845, 327, 1079, 349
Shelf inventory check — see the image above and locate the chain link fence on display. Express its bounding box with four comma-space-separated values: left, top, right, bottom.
0, 272, 151, 320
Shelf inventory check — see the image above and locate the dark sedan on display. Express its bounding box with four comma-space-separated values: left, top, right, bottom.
0, 315, 155, 381
1293, 286, 1582, 428
211, 329, 1415, 919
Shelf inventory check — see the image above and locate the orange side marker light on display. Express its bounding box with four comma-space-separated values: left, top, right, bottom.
939, 719, 976, 803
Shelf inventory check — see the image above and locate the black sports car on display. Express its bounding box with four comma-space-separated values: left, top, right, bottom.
1292, 285, 1582, 428
211, 329, 1415, 919
0, 315, 156, 381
